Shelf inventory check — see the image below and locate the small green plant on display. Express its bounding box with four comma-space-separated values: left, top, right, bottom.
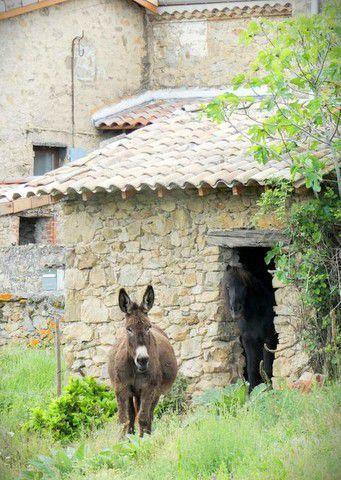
20, 443, 86, 480
154, 374, 188, 418
25, 377, 117, 441
253, 179, 294, 224
194, 380, 248, 415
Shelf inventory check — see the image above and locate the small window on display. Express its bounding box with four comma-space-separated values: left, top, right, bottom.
19, 216, 55, 245
33, 146, 66, 176
42, 269, 64, 292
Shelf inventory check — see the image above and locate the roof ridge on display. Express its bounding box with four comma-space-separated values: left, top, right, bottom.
92, 88, 227, 124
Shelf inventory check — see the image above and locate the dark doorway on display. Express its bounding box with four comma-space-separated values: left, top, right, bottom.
235, 247, 277, 382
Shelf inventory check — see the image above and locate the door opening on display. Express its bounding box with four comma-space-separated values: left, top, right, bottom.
230, 247, 278, 384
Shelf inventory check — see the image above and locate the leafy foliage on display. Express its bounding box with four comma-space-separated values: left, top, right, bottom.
20, 444, 86, 480
205, 2, 341, 195
25, 377, 117, 441
154, 374, 188, 417
261, 187, 341, 375
14, 373, 341, 480
194, 380, 248, 414
206, 3, 341, 377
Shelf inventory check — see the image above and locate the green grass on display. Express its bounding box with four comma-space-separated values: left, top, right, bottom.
75, 386, 340, 480
0, 346, 64, 479
1, 346, 340, 480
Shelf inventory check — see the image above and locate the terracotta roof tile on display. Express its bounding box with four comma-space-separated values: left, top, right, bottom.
155, 1, 292, 20
0, 108, 332, 202
94, 98, 199, 130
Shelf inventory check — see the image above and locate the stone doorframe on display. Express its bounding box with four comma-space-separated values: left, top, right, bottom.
207, 228, 310, 387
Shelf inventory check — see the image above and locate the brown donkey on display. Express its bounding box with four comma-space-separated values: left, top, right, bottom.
108, 286, 177, 437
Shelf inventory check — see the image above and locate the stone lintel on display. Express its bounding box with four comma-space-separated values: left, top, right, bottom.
207, 228, 287, 248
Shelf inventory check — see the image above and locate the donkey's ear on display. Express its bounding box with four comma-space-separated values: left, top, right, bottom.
119, 288, 132, 314
141, 285, 154, 312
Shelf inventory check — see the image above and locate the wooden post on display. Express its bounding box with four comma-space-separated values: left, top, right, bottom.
232, 184, 244, 196
198, 186, 211, 197
121, 189, 135, 200
55, 317, 62, 396
157, 188, 165, 198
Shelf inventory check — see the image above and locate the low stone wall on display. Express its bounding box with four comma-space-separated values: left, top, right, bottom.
0, 245, 65, 296
0, 293, 64, 347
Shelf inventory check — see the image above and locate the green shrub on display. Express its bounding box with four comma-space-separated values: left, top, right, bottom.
154, 374, 188, 417
20, 443, 86, 480
194, 380, 248, 415
25, 377, 117, 441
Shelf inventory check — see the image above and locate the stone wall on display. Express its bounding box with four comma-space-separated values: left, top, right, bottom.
0, 244, 65, 295
146, 9, 291, 89
272, 280, 310, 387
0, 0, 146, 180
61, 188, 298, 394
0, 293, 64, 347
0, 214, 19, 247
0, 205, 66, 347
0, 203, 63, 247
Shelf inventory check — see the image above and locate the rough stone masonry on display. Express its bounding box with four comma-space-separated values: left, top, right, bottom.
61, 188, 309, 395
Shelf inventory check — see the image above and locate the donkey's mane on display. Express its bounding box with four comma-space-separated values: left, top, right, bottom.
229, 266, 253, 286
227, 266, 269, 294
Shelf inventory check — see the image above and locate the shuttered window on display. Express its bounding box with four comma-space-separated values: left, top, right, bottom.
33, 146, 66, 176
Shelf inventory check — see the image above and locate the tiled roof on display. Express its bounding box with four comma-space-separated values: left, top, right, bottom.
153, 1, 292, 19
0, 107, 330, 202
94, 98, 198, 130
92, 88, 226, 130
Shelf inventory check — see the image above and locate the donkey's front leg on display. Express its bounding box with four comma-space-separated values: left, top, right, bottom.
243, 335, 263, 392
115, 387, 130, 436
150, 395, 160, 424
138, 390, 155, 437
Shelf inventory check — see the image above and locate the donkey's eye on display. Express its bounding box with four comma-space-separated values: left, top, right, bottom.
126, 327, 133, 334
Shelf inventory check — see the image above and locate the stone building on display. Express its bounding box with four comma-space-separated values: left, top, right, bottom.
0, 0, 153, 342
1, 102, 322, 393
0, 0, 321, 391
0, 0, 293, 333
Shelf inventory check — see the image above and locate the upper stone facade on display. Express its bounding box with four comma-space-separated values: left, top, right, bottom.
0, 0, 147, 181
0, 0, 294, 182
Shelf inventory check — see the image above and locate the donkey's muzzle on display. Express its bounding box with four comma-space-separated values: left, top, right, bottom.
136, 356, 149, 372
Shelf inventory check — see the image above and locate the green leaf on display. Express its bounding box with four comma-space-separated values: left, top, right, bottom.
232, 73, 246, 89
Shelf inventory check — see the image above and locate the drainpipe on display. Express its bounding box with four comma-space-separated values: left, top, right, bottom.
71, 31, 84, 148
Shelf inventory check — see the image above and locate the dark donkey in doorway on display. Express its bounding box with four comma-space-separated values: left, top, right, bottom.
224, 266, 278, 391
108, 286, 177, 437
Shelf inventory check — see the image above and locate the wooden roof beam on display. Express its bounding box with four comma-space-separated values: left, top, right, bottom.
0, 0, 157, 21
0, 0, 72, 21
133, 0, 158, 13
